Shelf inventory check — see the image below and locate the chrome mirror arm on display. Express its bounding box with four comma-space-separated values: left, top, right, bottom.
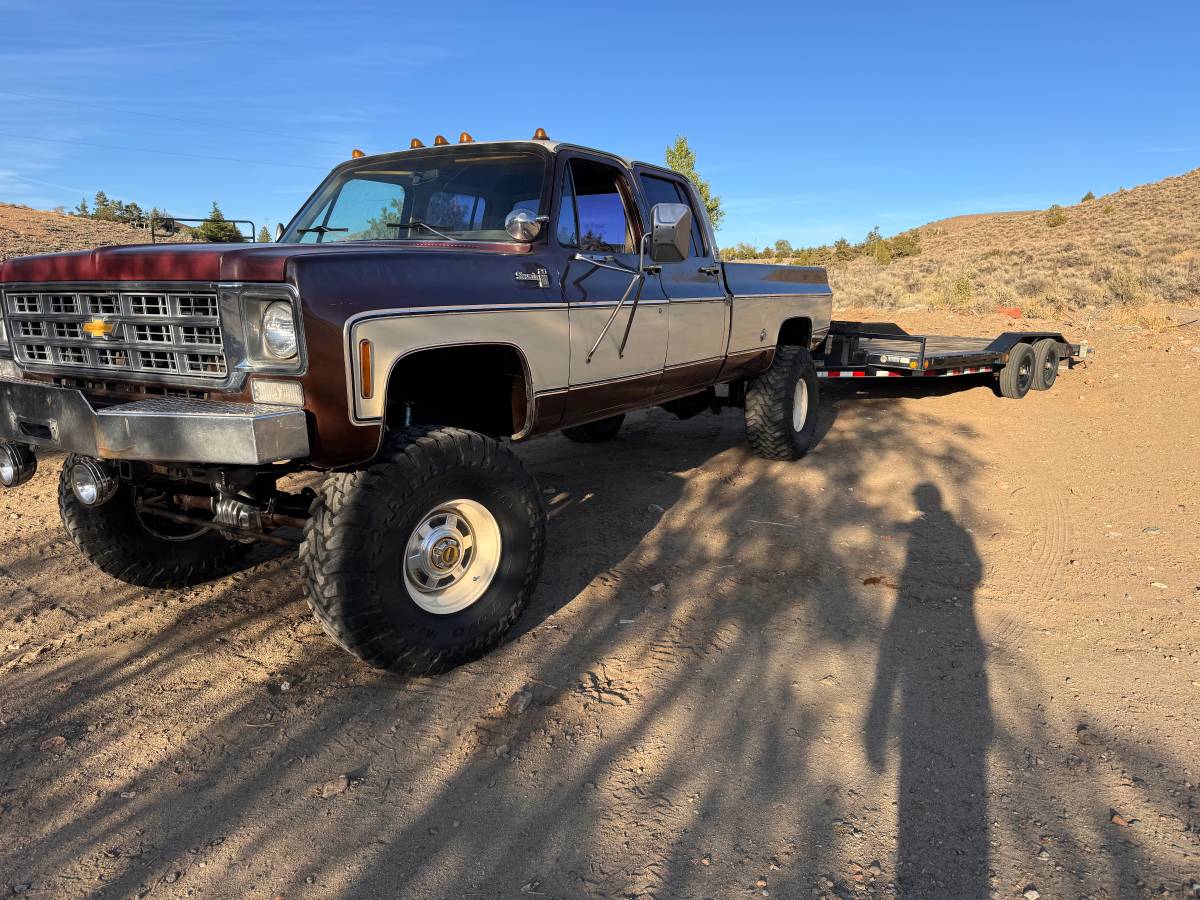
579, 235, 656, 363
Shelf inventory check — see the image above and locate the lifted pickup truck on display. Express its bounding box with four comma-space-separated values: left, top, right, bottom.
0, 130, 1080, 673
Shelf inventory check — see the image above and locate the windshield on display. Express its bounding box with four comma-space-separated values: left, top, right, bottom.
281, 149, 549, 244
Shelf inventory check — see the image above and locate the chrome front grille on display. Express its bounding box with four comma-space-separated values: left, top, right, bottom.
3, 286, 229, 381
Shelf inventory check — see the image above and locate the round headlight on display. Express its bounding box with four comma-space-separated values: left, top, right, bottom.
262, 301, 298, 360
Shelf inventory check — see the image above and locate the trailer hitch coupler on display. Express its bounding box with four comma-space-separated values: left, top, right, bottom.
0, 442, 37, 489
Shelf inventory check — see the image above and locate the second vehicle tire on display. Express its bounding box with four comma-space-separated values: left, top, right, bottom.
744, 346, 820, 460
999, 342, 1036, 399
300, 427, 546, 674
1031, 338, 1061, 391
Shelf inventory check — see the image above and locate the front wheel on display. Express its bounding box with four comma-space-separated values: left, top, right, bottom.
744, 346, 820, 460
58, 457, 250, 587
299, 427, 546, 674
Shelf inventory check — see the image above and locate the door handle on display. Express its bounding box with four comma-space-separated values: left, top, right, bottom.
698, 265, 720, 277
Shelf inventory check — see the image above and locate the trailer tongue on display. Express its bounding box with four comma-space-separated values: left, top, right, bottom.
815, 321, 1091, 398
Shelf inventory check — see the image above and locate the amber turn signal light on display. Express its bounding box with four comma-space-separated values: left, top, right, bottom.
433, 134, 449, 146
532, 127, 549, 140
351, 148, 365, 159
410, 138, 425, 149
358, 339, 374, 400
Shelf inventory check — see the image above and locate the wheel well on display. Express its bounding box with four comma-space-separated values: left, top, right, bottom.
778, 317, 813, 348
383, 345, 530, 438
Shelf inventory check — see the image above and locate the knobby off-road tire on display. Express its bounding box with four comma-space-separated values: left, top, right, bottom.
58, 456, 250, 588
1031, 338, 1061, 391
999, 342, 1036, 399
300, 427, 546, 674
744, 346, 820, 460
562, 413, 625, 443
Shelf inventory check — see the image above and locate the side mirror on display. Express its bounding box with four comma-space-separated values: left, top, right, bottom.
505, 208, 546, 241
649, 203, 692, 263
274, 223, 285, 242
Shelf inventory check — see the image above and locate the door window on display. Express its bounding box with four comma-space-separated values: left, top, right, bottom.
557, 159, 634, 253
639, 174, 704, 258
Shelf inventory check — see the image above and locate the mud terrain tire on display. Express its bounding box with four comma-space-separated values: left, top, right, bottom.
58, 457, 250, 587
744, 346, 820, 460
300, 427, 546, 674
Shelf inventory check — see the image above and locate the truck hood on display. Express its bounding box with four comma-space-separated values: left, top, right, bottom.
0, 240, 531, 284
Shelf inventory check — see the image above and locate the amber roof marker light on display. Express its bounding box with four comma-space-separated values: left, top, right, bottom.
409, 138, 425, 149
433, 134, 449, 146
458, 132, 474, 143
351, 148, 365, 159
532, 127, 549, 140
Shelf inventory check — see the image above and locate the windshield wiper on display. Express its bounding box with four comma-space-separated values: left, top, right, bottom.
297, 225, 349, 235
386, 220, 456, 241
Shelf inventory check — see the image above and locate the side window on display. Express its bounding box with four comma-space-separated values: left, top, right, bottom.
556, 165, 579, 247
639, 174, 704, 258
568, 160, 634, 253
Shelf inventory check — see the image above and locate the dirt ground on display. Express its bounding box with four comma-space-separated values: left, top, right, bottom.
1, 309, 1197, 900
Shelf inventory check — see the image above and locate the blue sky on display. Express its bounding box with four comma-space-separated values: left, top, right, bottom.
2, 0, 1197, 248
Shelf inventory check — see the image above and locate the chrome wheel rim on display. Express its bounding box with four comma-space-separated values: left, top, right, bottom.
791, 379, 810, 432
403, 499, 501, 614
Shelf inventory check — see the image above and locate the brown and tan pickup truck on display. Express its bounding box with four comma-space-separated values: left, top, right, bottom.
0, 131, 832, 673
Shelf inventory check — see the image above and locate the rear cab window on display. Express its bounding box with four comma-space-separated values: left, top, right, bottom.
639, 173, 705, 258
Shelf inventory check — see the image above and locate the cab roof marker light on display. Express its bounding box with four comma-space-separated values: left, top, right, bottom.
532, 127, 549, 140
410, 138, 425, 149
459, 132, 474, 143
351, 148, 365, 159
433, 135, 449, 146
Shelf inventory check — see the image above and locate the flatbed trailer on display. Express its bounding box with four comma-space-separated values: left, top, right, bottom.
813, 320, 1091, 398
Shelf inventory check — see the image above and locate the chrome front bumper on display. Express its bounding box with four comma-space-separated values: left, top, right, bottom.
0, 378, 309, 465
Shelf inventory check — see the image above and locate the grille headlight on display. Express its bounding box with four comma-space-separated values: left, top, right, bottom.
262, 301, 298, 359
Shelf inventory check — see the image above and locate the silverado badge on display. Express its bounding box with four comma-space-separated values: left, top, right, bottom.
514, 268, 550, 289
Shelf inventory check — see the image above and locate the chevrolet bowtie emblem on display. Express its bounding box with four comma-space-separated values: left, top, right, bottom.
82, 318, 116, 338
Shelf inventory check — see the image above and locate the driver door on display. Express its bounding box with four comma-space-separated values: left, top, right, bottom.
557, 154, 667, 418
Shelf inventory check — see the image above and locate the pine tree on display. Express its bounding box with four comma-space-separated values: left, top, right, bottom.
257, 224, 271, 243
195, 202, 244, 243
664, 135, 724, 231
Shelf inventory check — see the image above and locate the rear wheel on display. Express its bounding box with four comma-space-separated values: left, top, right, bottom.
300, 427, 546, 674
562, 413, 624, 443
58, 457, 250, 587
998, 342, 1036, 399
744, 346, 820, 460
1031, 338, 1061, 390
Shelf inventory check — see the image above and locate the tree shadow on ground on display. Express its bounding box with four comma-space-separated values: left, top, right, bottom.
0, 384, 1194, 899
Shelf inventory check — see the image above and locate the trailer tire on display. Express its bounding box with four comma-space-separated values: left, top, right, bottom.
1031, 338, 1061, 391
562, 414, 624, 443
999, 342, 1036, 399
745, 346, 820, 460
58, 459, 250, 588
300, 427, 546, 674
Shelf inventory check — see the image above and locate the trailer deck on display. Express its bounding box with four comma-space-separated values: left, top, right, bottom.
815, 320, 1089, 382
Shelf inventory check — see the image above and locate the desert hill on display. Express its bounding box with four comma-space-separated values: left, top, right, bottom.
828, 166, 1200, 318
0, 204, 158, 262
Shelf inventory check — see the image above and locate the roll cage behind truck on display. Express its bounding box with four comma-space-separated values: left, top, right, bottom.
0, 133, 1082, 674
